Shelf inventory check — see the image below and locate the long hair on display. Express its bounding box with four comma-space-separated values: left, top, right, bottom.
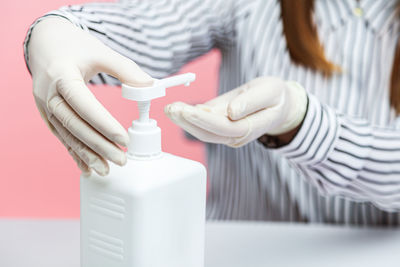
280, 0, 400, 113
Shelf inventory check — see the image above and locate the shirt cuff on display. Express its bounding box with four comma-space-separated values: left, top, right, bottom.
23, 7, 89, 74
275, 94, 341, 166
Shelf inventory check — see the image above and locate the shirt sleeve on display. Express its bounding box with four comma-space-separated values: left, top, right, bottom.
276, 94, 400, 212
23, 0, 253, 84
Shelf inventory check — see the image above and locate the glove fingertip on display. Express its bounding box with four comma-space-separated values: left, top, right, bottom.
95, 164, 110, 176
164, 102, 186, 118
115, 152, 127, 167
227, 100, 246, 121
164, 103, 173, 115
82, 169, 92, 177
114, 133, 130, 147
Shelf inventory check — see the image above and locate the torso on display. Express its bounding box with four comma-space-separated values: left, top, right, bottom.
206, 0, 400, 225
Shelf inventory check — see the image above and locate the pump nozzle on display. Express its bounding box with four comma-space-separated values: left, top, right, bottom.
121, 73, 196, 158
122, 73, 196, 102
158, 73, 196, 88
122, 73, 196, 124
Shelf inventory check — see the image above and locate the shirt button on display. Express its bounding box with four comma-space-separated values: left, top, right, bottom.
353, 7, 363, 17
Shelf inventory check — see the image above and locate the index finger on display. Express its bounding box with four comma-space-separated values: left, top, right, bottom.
56, 78, 129, 147
180, 103, 249, 137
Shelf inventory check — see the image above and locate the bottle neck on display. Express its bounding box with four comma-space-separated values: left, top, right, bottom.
137, 101, 150, 123
127, 119, 162, 160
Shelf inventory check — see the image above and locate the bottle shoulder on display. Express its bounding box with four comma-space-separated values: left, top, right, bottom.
81, 153, 206, 195
122, 152, 206, 174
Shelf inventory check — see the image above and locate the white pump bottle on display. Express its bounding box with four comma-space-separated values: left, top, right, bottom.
80, 73, 207, 267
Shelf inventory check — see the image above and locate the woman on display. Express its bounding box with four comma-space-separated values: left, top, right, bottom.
24, 0, 400, 225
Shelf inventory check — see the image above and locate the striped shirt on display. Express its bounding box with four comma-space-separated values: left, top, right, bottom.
24, 0, 400, 225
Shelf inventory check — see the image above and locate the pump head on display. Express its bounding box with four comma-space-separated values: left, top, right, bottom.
121, 73, 196, 159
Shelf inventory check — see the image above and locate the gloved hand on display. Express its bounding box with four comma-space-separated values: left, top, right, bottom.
27, 17, 154, 175
164, 77, 307, 147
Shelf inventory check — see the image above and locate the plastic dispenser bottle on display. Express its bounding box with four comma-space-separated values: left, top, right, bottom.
80, 73, 207, 267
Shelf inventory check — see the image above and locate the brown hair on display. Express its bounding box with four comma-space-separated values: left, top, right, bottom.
280, 0, 400, 114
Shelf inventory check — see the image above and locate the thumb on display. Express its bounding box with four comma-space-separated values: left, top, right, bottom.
96, 47, 154, 87
227, 77, 285, 121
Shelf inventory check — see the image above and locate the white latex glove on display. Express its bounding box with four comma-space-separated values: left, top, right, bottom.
28, 17, 154, 175
165, 77, 307, 147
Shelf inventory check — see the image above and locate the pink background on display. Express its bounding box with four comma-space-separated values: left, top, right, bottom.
0, 0, 219, 218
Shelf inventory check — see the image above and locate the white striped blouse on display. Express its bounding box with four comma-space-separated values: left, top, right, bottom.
24, 0, 400, 225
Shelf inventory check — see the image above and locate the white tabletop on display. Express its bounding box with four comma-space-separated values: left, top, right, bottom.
0, 220, 399, 267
